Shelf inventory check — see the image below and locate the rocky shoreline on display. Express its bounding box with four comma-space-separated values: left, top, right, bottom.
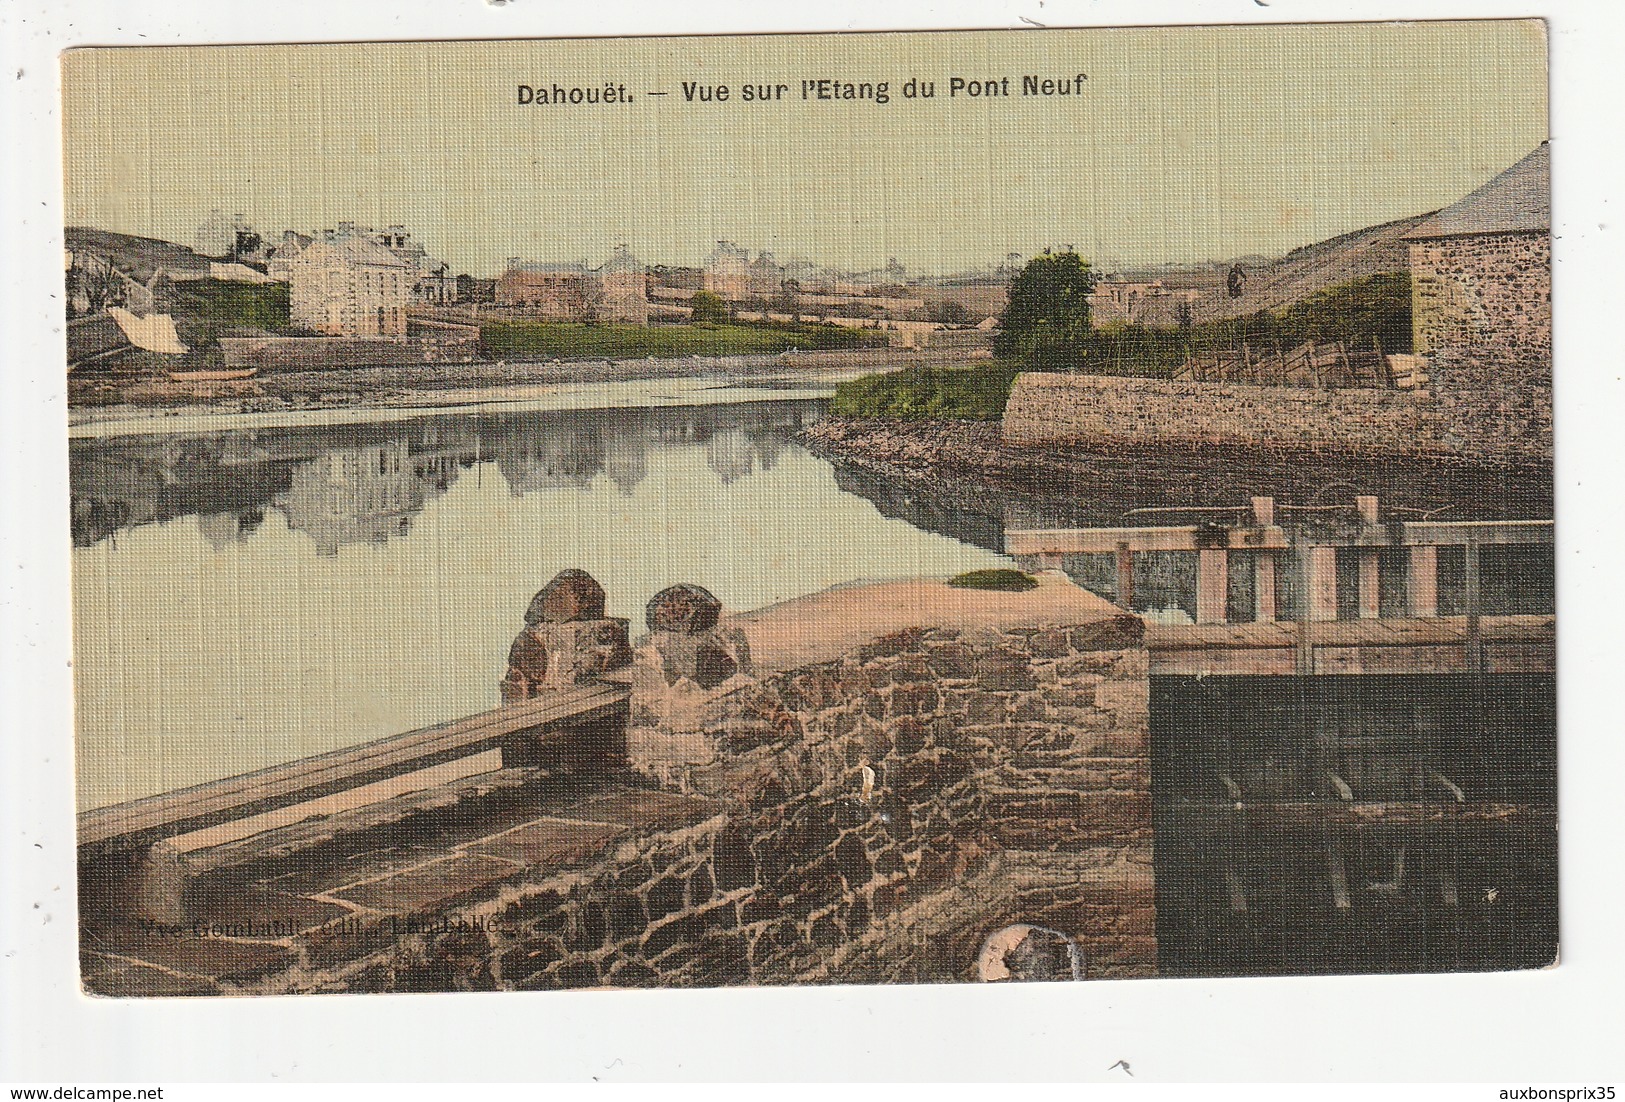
800, 416, 1555, 525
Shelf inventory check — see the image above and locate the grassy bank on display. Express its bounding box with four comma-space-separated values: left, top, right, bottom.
162, 278, 292, 345
829, 363, 1023, 420
481, 320, 883, 361
829, 273, 1412, 420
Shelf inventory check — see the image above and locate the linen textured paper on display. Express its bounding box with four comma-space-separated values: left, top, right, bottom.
64, 21, 1554, 996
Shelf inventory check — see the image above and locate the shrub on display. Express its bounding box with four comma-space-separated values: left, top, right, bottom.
828, 363, 1023, 420
947, 568, 1039, 592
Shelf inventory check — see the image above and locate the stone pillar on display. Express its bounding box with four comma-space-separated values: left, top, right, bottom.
628, 583, 755, 784
500, 569, 632, 702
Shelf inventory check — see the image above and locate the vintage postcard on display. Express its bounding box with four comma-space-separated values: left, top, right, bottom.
64, 21, 1553, 996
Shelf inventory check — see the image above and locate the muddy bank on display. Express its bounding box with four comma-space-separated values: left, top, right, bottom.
801, 417, 1554, 528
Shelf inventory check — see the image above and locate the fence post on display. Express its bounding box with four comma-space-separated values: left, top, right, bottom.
1197, 549, 1228, 625
1252, 497, 1277, 623
1307, 545, 1339, 622
1465, 538, 1482, 671
1114, 542, 1135, 610
1355, 496, 1381, 620
1408, 546, 1439, 618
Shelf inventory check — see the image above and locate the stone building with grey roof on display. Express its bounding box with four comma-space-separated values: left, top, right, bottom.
1406, 143, 1550, 360
1405, 143, 1551, 460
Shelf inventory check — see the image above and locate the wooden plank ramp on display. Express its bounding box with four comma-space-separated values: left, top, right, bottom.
78, 682, 631, 848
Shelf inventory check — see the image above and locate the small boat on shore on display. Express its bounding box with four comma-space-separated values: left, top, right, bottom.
167, 367, 260, 382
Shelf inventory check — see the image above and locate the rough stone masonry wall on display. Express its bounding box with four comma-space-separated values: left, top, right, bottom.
279, 617, 1155, 992
1003, 231, 1553, 464
616, 616, 1156, 984
1003, 372, 1449, 459
1003, 358, 1551, 463
218, 333, 481, 371
1409, 232, 1553, 462
1410, 232, 1552, 363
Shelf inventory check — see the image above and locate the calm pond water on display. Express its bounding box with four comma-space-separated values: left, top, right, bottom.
70, 397, 1009, 810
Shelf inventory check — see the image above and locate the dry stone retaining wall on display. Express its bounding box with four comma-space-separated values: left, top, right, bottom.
1003, 372, 1447, 457
1003, 362, 1551, 462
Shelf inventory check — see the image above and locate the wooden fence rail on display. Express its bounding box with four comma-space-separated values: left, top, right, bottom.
1008, 496, 1553, 628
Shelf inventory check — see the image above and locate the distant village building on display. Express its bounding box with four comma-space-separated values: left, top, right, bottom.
1405, 143, 1551, 361
497, 260, 598, 319
599, 245, 651, 324
496, 247, 650, 323
267, 231, 314, 282
1089, 279, 1203, 328
194, 209, 262, 261
372, 224, 457, 305
704, 241, 784, 300
287, 235, 413, 337
275, 223, 455, 303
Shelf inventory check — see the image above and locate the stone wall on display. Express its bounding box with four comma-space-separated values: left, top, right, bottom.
1002, 366, 1551, 463
255, 603, 1152, 992
219, 333, 481, 371
82, 574, 1158, 995
1003, 372, 1448, 458
1409, 232, 1551, 362
610, 612, 1157, 983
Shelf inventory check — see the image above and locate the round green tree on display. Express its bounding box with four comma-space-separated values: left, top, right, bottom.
689, 290, 729, 325
993, 250, 1098, 370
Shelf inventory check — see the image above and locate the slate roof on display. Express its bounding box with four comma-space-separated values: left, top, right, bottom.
1406, 143, 1550, 240
333, 235, 412, 268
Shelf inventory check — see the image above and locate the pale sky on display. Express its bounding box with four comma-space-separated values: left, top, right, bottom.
60, 21, 1548, 277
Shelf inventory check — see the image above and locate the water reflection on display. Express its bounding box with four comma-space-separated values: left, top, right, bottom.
70, 400, 1008, 809
72, 402, 811, 555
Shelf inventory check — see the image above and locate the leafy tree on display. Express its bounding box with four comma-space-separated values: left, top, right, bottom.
994, 250, 1098, 369
689, 290, 728, 324
927, 299, 971, 326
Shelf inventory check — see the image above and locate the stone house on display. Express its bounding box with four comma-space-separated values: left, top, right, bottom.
1405, 143, 1550, 361
288, 235, 413, 337
1089, 279, 1203, 328
497, 247, 650, 324
193, 209, 262, 261
266, 231, 314, 282
703, 241, 783, 301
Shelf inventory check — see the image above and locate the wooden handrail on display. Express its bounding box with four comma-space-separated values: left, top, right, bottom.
1007, 517, 1552, 556
77, 682, 630, 848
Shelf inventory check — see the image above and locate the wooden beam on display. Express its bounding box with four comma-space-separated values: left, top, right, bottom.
1306, 546, 1339, 622
1197, 549, 1228, 625
1401, 519, 1553, 547
78, 683, 632, 848
1005, 525, 1290, 556
1115, 542, 1134, 610
1008, 518, 1550, 557
1408, 545, 1439, 618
